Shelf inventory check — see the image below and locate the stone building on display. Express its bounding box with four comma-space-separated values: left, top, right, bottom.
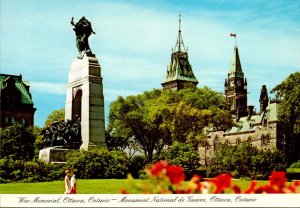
199, 98, 280, 165
199, 43, 281, 165
0, 74, 36, 128
160, 19, 289, 166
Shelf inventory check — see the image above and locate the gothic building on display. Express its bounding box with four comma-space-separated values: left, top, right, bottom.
0, 74, 36, 128
199, 43, 282, 166
224, 45, 248, 117
161, 16, 198, 91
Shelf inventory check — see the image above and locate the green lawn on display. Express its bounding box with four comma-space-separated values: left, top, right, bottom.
0, 179, 276, 194
0, 179, 143, 194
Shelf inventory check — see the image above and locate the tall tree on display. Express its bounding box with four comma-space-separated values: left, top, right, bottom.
44, 108, 65, 127
108, 87, 232, 162
271, 72, 300, 163
0, 123, 35, 160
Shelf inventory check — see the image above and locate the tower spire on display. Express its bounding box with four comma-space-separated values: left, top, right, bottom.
161, 15, 198, 91
228, 33, 243, 78
225, 33, 248, 116
175, 14, 186, 52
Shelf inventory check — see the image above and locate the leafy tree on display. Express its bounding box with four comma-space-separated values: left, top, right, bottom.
271, 72, 300, 163
105, 131, 128, 151
0, 123, 35, 161
44, 108, 65, 127
108, 87, 232, 162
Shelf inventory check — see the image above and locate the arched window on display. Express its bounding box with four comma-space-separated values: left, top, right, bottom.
72, 90, 82, 121
214, 136, 220, 153
11, 117, 16, 124
247, 136, 252, 143
22, 118, 26, 125
262, 134, 270, 146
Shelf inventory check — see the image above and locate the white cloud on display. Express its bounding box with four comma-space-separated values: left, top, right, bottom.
30, 82, 66, 95
104, 88, 141, 102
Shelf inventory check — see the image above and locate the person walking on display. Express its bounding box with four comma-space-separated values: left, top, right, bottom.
64, 169, 71, 194
70, 170, 77, 194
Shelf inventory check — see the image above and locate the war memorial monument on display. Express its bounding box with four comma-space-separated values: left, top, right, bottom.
39, 17, 105, 162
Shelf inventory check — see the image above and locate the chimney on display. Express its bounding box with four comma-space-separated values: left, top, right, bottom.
247, 105, 254, 118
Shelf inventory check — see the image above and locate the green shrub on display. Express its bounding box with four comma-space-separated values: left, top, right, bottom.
66, 149, 129, 179
128, 155, 147, 178
0, 157, 14, 181
23, 161, 51, 182
289, 160, 300, 168
48, 163, 65, 180
208, 143, 285, 180
0, 158, 66, 183
159, 142, 201, 179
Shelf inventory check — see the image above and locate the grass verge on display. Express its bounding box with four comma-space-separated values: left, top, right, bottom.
0, 179, 286, 194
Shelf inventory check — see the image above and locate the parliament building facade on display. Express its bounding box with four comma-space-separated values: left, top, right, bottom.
161, 17, 284, 166
0, 74, 36, 128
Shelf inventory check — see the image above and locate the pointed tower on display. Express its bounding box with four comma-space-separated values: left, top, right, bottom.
161, 15, 198, 91
225, 35, 247, 116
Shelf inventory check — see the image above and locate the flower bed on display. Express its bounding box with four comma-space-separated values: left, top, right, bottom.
121, 160, 300, 194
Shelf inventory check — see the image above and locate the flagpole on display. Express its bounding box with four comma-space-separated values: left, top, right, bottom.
230, 33, 237, 47
235, 35, 237, 47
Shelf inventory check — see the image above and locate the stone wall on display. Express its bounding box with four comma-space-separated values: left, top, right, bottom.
199, 122, 278, 166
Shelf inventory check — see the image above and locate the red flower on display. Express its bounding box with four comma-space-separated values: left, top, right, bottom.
269, 171, 286, 188
244, 180, 257, 194
286, 185, 296, 193
174, 189, 184, 194
191, 175, 202, 192
166, 165, 185, 184
191, 174, 201, 183
184, 188, 193, 194
255, 184, 278, 193
232, 185, 241, 193
151, 160, 168, 176
120, 189, 128, 194
213, 173, 232, 193
294, 181, 300, 186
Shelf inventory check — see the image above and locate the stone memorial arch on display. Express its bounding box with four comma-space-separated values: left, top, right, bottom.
65, 17, 106, 150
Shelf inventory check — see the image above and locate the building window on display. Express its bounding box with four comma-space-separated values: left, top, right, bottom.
22, 118, 26, 125
11, 117, 16, 124
5, 117, 9, 124
247, 136, 252, 144
236, 138, 241, 145
262, 134, 270, 146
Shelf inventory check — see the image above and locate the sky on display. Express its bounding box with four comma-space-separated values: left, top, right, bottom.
1, 0, 299, 127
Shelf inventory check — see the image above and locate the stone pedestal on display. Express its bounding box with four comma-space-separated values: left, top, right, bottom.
39, 147, 68, 163
65, 54, 106, 150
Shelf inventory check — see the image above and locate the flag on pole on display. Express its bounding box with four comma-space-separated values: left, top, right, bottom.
230, 33, 236, 37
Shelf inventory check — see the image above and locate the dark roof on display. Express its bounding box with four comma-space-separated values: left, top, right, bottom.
0, 73, 34, 105
228, 46, 244, 78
